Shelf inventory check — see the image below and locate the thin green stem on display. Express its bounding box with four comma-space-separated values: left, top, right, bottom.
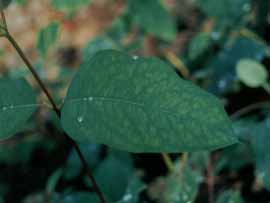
5, 33, 61, 116
1, 12, 106, 203
179, 153, 188, 179
161, 153, 174, 172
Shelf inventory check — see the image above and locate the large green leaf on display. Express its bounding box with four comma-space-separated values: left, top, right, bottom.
0, 78, 37, 140
128, 0, 177, 41
61, 50, 237, 153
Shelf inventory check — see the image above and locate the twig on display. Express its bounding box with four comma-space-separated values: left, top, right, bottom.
230, 101, 270, 120
161, 153, 174, 172
0, 11, 7, 28
179, 152, 188, 180
207, 156, 215, 203
0, 12, 106, 203
164, 50, 190, 79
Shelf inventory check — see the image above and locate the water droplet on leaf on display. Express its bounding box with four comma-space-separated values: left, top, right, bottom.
77, 116, 84, 123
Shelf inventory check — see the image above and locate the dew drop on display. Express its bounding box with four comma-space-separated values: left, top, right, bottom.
133, 55, 139, 60
2, 106, 7, 111
83, 97, 88, 101
123, 194, 132, 202
10, 105, 14, 109
77, 116, 84, 123
88, 97, 93, 101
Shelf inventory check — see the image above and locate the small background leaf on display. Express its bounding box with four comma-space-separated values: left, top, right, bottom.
37, 22, 60, 57
61, 50, 237, 153
51, 0, 92, 14
236, 58, 268, 87
128, 0, 177, 41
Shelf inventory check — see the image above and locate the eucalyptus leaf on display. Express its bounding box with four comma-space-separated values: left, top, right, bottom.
0, 78, 37, 140
46, 168, 63, 194
162, 162, 202, 203
236, 58, 268, 87
197, 0, 251, 27
93, 154, 134, 201
188, 32, 212, 60
51, 0, 92, 14
61, 50, 237, 153
250, 119, 270, 189
64, 143, 101, 180
82, 37, 117, 63
119, 176, 145, 203
128, 0, 177, 41
37, 22, 60, 57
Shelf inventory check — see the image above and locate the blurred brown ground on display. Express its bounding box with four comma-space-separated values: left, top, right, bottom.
0, 0, 125, 70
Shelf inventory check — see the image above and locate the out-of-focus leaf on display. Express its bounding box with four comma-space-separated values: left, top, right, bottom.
188, 32, 213, 60
93, 154, 134, 201
215, 143, 253, 173
64, 143, 101, 180
56, 192, 99, 203
236, 58, 268, 87
217, 190, 243, 203
46, 168, 63, 194
197, 0, 251, 27
15, 0, 27, 5
189, 151, 210, 171
233, 118, 270, 189
118, 175, 145, 203
250, 119, 270, 189
82, 37, 117, 63
0, 78, 37, 140
128, 0, 177, 41
51, 0, 92, 14
0, 135, 55, 164
37, 22, 60, 57
0, 0, 12, 10
207, 37, 267, 94
162, 162, 203, 203
61, 50, 237, 153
